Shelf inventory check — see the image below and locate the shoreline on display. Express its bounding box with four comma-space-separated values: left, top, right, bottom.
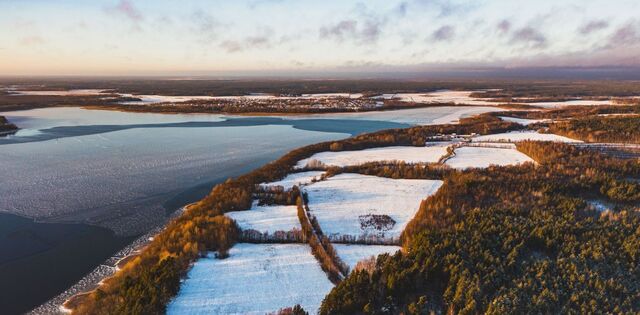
79, 102, 507, 116
55, 204, 194, 314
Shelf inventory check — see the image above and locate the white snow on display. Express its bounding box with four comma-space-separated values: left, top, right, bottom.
301, 93, 364, 99
499, 116, 549, 125
429, 106, 506, 125
167, 244, 334, 315
526, 99, 615, 108
445, 146, 534, 169
119, 94, 222, 105
260, 171, 326, 190
8, 89, 106, 96
375, 90, 499, 105
296, 145, 449, 169
305, 173, 443, 241
333, 244, 401, 271
472, 131, 582, 143
226, 203, 301, 234
587, 200, 612, 213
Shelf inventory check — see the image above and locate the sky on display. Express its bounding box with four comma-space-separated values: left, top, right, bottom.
1, 0, 639, 76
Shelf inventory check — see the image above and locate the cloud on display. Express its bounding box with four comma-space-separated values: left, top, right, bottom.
361, 20, 383, 42
607, 21, 640, 46
579, 20, 609, 35
319, 20, 358, 41
414, 0, 477, 17
510, 27, 547, 48
431, 25, 455, 41
394, 2, 409, 17
220, 35, 272, 53
497, 20, 511, 33
19, 35, 45, 46
191, 9, 222, 43
105, 0, 143, 22
319, 18, 383, 44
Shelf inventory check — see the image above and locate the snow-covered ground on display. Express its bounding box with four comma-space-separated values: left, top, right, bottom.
526, 99, 615, 108
445, 146, 535, 169
499, 116, 549, 125
472, 131, 581, 143
260, 171, 326, 190
7, 89, 106, 96
301, 93, 364, 99
333, 244, 401, 271
375, 90, 499, 105
226, 203, 301, 234
296, 145, 449, 169
167, 244, 334, 315
305, 173, 443, 241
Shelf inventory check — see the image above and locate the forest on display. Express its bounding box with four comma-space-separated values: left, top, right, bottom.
320, 142, 640, 314
549, 115, 640, 144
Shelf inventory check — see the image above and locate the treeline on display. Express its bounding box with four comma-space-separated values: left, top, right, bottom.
0, 116, 17, 133
320, 142, 640, 314
89, 100, 459, 115
8, 78, 639, 98
239, 228, 305, 243
68, 114, 524, 314
469, 80, 640, 99
549, 115, 640, 143
296, 193, 349, 283
491, 104, 640, 121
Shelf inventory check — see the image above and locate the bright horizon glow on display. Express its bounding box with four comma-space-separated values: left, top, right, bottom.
1, 0, 639, 76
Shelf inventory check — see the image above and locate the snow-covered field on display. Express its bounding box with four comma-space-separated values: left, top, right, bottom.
296, 145, 449, 169
301, 93, 364, 99
526, 99, 615, 108
445, 146, 534, 169
499, 116, 549, 125
226, 203, 301, 234
167, 244, 334, 315
119, 94, 224, 105
472, 131, 581, 143
260, 171, 326, 190
333, 244, 401, 271
305, 173, 443, 240
376, 90, 498, 105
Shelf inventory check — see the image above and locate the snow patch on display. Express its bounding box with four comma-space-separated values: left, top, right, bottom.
305, 173, 443, 241
445, 146, 534, 169
167, 244, 334, 315
260, 171, 326, 190
296, 145, 449, 169
499, 116, 549, 126
472, 131, 581, 143
333, 244, 401, 271
226, 204, 301, 234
